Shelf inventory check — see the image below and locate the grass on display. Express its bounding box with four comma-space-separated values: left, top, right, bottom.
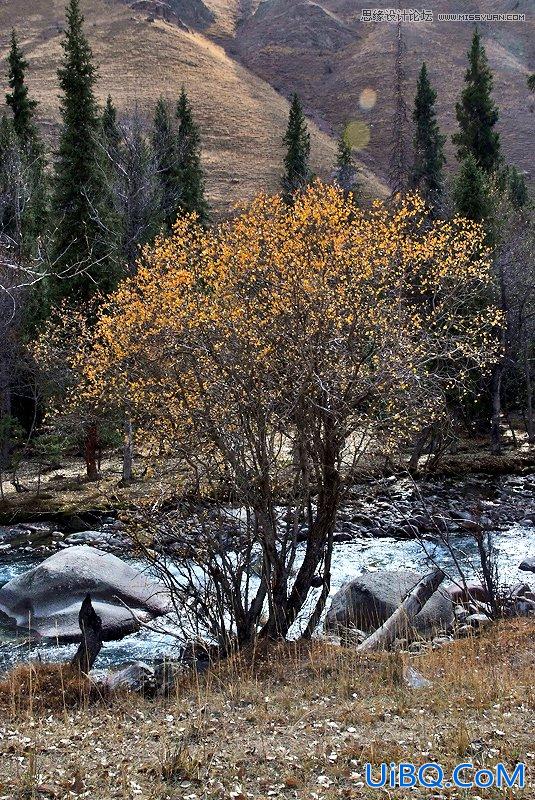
0, 618, 533, 798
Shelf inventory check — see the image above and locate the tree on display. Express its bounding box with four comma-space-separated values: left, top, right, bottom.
452, 29, 501, 174
281, 94, 311, 202
176, 88, 208, 224
152, 97, 182, 230
113, 110, 161, 275
6, 30, 38, 149
411, 62, 445, 206
5, 30, 48, 260
528, 74, 535, 92
75, 183, 499, 647
388, 21, 409, 195
51, 0, 118, 303
101, 95, 121, 156
453, 153, 493, 224
334, 131, 359, 200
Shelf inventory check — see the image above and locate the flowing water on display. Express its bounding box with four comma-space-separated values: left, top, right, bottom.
0, 472, 534, 673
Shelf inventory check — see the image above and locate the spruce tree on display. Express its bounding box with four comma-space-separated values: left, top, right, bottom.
281, 94, 311, 203
453, 153, 492, 223
152, 97, 181, 230
51, 0, 117, 302
176, 88, 208, 224
5, 30, 48, 258
411, 62, 445, 205
6, 30, 38, 148
508, 166, 528, 209
334, 131, 359, 201
452, 29, 501, 174
101, 95, 120, 154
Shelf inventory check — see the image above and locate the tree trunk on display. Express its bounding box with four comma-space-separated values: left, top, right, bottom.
357, 569, 445, 652
84, 423, 100, 481
71, 594, 103, 673
122, 415, 133, 485
524, 342, 534, 443
0, 349, 12, 471
490, 365, 502, 455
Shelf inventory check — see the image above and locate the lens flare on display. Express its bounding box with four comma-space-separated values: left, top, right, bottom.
359, 88, 377, 111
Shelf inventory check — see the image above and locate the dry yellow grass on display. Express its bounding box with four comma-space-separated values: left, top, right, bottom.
0, 0, 387, 217
0, 619, 533, 798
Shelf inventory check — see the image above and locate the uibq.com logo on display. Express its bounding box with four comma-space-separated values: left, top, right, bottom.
365, 761, 526, 790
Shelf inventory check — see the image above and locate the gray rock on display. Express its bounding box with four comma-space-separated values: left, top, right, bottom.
0, 545, 170, 642
519, 558, 535, 574
325, 569, 453, 639
103, 661, 155, 692
466, 613, 491, 627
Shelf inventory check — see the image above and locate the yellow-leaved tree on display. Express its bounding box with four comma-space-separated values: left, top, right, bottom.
75, 182, 500, 647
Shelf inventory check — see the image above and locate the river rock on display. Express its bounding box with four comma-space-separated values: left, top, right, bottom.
103, 661, 155, 692
519, 558, 535, 574
325, 569, 453, 639
0, 545, 170, 642
446, 581, 489, 605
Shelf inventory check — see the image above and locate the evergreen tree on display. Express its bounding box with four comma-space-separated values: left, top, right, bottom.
51, 0, 117, 302
152, 97, 181, 230
452, 29, 501, 174
101, 94, 120, 155
6, 30, 38, 148
528, 74, 535, 92
0, 115, 21, 243
176, 88, 208, 224
5, 29, 48, 258
281, 94, 311, 203
453, 153, 493, 223
411, 62, 445, 205
508, 166, 528, 209
334, 131, 359, 200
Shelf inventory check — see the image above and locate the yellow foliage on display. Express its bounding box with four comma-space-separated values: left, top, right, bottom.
74, 182, 500, 459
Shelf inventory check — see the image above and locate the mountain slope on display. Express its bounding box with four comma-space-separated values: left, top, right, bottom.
0, 0, 386, 216
229, 0, 535, 187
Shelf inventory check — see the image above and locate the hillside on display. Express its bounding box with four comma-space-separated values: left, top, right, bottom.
0, 0, 387, 216
229, 0, 535, 188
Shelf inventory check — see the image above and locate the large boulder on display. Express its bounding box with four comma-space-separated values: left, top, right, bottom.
519, 557, 535, 574
0, 545, 170, 642
325, 569, 453, 639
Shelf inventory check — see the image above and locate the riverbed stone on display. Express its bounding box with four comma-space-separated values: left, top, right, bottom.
0, 545, 170, 642
519, 557, 535, 574
324, 569, 454, 639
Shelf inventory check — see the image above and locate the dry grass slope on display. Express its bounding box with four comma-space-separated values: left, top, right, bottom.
0, 0, 387, 217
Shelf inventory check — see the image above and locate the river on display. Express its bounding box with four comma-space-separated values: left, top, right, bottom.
0, 472, 533, 673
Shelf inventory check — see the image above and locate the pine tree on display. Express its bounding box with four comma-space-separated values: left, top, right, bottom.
51, 0, 117, 302
281, 94, 311, 203
5, 29, 48, 258
388, 20, 409, 194
101, 95, 120, 154
152, 97, 181, 230
6, 30, 38, 148
411, 62, 445, 205
176, 87, 208, 224
453, 153, 492, 223
334, 131, 359, 201
508, 166, 528, 209
452, 29, 501, 174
